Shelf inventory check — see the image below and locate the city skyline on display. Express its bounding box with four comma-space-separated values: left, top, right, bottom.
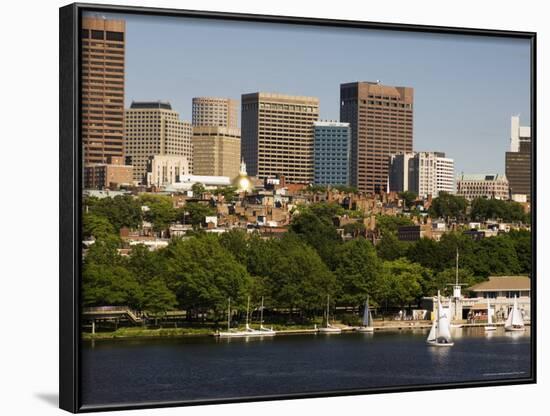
86, 11, 532, 178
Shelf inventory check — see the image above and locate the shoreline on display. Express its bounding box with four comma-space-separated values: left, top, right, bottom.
82, 321, 530, 341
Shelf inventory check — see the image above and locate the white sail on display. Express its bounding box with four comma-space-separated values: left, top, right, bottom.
437, 298, 452, 342
427, 319, 437, 343
511, 297, 524, 327
505, 306, 514, 327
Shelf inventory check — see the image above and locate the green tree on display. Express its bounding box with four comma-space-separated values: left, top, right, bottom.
143, 277, 177, 324
213, 186, 237, 202
126, 244, 164, 284
85, 195, 142, 230
191, 182, 206, 197
429, 192, 468, 220
343, 221, 365, 237
334, 238, 381, 307
376, 259, 425, 309
163, 235, 252, 319
406, 238, 442, 271
262, 235, 337, 316
289, 211, 342, 268
399, 191, 418, 209
219, 229, 249, 264
82, 263, 143, 309
470, 198, 527, 222
375, 215, 414, 236
508, 230, 532, 274
139, 194, 177, 232
179, 202, 216, 230
376, 233, 410, 261
82, 213, 116, 240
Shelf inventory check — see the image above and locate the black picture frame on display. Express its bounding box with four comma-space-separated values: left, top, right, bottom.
59, 3, 537, 413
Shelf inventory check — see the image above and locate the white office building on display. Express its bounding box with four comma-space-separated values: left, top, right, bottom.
389, 151, 454, 197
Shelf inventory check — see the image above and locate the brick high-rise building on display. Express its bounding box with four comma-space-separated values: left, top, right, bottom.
340, 81, 414, 194
505, 116, 531, 201
241, 92, 319, 183
81, 17, 126, 165
192, 97, 238, 129
124, 101, 193, 184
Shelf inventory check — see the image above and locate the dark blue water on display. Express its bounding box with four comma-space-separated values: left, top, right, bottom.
81, 327, 531, 407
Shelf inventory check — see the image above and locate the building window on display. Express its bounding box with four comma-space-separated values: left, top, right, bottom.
106, 31, 124, 41
91, 30, 104, 40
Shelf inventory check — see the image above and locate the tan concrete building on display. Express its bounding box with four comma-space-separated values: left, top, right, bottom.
84, 156, 133, 189
124, 101, 193, 184
147, 155, 190, 187
241, 92, 319, 183
81, 17, 125, 165
456, 173, 509, 200
192, 97, 238, 129
192, 126, 241, 179
340, 81, 414, 194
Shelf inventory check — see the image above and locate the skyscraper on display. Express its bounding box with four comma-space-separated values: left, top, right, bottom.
313, 121, 351, 186
192, 97, 238, 129
124, 101, 193, 184
340, 81, 414, 194
505, 116, 531, 201
241, 92, 319, 183
192, 126, 241, 178
388, 151, 454, 197
81, 17, 126, 165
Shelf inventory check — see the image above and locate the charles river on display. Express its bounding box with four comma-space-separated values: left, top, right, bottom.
81, 327, 531, 406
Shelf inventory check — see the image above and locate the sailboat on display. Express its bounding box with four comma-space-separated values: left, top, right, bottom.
218, 297, 275, 337
504, 295, 525, 332
484, 298, 496, 331
426, 291, 454, 347
356, 296, 374, 333
319, 294, 342, 334
258, 296, 276, 335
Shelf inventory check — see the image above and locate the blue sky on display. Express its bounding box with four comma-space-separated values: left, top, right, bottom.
89, 12, 531, 175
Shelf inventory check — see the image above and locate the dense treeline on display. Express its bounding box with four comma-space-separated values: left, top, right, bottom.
82, 196, 531, 320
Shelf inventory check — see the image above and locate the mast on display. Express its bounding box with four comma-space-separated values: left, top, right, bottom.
260, 296, 264, 326
227, 297, 231, 331
436, 291, 440, 339
455, 248, 459, 286
326, 294, 330, 327
246, 296, 250, 327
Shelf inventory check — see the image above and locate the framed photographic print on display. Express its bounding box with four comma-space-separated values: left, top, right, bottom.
59, 2, 536, 412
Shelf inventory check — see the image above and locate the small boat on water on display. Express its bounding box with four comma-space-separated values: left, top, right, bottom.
426, 291, 454, 347
356, 296, 374, 333
484, 298, 497, 331
218, 296, 275, 338
504, 295, 525, 332
319, 294, 341, 334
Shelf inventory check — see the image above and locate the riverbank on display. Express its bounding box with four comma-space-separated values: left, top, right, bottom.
81, 323, 318, 340
82, 320, 530, 341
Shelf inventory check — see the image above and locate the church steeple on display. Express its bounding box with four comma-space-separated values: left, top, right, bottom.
239, 158, 247, 176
